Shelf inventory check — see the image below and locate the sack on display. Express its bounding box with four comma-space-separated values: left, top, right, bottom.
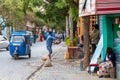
41, 57, 47, 61
44, 58, 52, 67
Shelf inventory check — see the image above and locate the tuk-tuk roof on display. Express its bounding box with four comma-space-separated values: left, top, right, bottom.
12, 31, 29, 36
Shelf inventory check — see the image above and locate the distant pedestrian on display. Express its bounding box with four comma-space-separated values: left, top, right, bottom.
62, 32, 65, 41
45, 31, 49, 40
52, 29, 56, 38
40, 33, 43, 42
33, 31, 36, 44
46, 31, 56, 61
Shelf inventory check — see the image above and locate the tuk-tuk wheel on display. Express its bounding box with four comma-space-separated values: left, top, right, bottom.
14, 54, 19, 60
6, 47, 9, 51
28, 53, 31, 58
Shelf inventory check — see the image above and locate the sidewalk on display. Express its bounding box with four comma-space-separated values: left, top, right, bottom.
30, 42, 117, 80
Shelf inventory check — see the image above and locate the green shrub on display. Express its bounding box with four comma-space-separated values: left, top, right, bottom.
65, 35, 78, 46
64, 37, 71, 46
73, 35, 78, 46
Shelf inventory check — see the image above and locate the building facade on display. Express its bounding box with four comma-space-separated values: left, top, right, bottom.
79, 0, 120, 79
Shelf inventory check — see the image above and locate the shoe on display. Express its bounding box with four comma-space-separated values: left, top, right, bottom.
104, 75, 110, 78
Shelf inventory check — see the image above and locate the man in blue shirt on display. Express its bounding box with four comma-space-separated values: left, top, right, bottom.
46, 31, 56, 61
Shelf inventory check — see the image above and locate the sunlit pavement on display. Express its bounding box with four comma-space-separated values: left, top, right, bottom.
29, 42, 117, 80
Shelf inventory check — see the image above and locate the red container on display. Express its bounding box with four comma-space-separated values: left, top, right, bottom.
68, 46, 79, 59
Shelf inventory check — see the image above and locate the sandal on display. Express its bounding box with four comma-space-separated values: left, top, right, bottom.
99, 75, 103, 78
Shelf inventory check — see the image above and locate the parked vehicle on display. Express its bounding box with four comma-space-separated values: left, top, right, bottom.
9, 31, 31, 60
0, 35, 9, 50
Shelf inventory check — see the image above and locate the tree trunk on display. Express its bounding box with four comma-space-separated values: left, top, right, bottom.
66, 16, 69, 37
69, 15, 73, 46
73, 20, 77, 37
82, 16, 90, 70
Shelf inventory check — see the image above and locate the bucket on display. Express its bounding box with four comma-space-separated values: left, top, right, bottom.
116, 62, 120, 80
64, 52, 69, 59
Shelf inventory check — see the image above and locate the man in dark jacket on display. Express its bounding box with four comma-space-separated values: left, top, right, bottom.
90, 24, 100, 54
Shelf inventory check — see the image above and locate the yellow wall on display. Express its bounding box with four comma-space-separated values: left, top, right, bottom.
78, 16, 97, 43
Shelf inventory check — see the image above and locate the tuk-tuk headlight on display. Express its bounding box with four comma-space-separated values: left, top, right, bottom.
13, 44, 20, 46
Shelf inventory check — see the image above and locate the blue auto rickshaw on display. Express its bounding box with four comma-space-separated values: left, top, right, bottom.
9, 31, 31, 60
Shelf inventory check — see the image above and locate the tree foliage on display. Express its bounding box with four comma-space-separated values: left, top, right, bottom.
0, 0, 78, 31
0, 0, 25, 28
55, 0, 79, 21
34, 0, 66, 31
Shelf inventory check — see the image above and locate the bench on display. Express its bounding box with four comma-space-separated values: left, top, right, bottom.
110, 67, 116, 78
88, 64, 99, 74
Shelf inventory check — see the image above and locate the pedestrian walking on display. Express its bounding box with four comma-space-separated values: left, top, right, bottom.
62, 32, 65, 41
46, 31, 56, 61
40, 33, 43, 42
32, 30, 36, 44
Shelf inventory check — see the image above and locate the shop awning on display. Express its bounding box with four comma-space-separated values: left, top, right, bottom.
79, 0, 120, 17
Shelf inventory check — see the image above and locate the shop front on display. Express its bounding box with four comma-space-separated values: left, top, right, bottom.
100, 14, 120, 79
79, 0, 120, 79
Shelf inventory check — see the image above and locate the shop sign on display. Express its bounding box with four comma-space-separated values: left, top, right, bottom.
79, 0, 120, 17
79, 0, 96, 17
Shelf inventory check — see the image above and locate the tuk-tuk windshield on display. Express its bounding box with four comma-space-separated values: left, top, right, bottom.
10, 36, 25, 42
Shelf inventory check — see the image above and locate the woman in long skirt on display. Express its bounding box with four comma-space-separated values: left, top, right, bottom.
97, 47, 116, 78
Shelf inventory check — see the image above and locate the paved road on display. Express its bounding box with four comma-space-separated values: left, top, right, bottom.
0, 41, 62, 80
